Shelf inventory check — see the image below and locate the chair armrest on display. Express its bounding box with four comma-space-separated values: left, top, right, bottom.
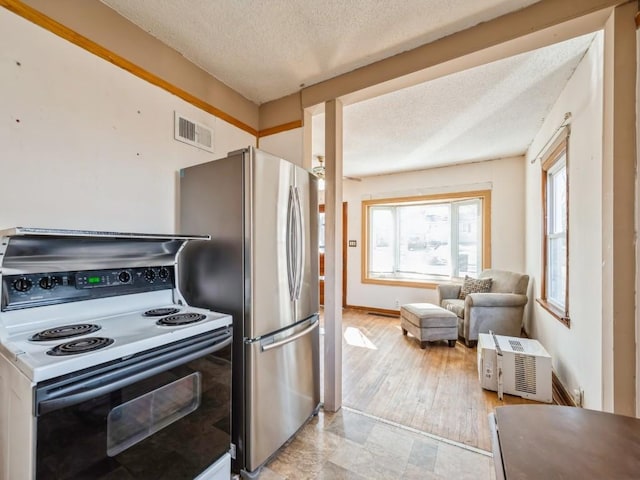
437, 283, 461, 303
466, 293, 528, 308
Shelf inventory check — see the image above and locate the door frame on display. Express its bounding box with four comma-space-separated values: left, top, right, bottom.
319, 202, 347, 308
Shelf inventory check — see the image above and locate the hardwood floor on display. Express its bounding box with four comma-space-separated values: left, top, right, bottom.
334, 308, 540, 452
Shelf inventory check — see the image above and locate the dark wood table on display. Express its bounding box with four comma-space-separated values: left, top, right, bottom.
489, 405, 640, 479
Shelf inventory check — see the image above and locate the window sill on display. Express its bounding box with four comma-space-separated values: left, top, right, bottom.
536, 298, 570, 328
363, 277, 459, 289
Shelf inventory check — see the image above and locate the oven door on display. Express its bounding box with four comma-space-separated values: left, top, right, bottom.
34, 328, 232, 480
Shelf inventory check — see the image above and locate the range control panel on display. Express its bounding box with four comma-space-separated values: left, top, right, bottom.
2, 266, 175, 311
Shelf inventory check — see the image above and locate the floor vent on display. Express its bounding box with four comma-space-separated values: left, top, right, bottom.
174, 112, 214, 152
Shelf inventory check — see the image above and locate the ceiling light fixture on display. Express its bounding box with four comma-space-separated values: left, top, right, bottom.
312, 155, 325, 179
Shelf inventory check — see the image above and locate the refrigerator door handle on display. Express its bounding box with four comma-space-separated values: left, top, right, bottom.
261, 319, 319, 352
293, 186, 304, 300
286, 186, 296, 301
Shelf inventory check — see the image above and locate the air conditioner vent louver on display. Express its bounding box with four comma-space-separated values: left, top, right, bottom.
514, 354, 537, 394
174, 112, 214, 152
509, 339, 525, 352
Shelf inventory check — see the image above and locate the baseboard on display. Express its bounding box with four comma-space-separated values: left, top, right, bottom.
345, 304, 400, 317
552, 371, 578, 407
522, 332, 576, 406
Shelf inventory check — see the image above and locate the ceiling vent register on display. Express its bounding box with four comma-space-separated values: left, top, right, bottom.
174, 112, 214, 152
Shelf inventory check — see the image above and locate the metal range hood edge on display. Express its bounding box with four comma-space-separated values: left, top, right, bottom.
0, 227, 211, 276
0, 227, 210, 241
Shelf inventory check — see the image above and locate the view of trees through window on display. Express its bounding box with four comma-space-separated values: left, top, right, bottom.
366, 194, 485, 283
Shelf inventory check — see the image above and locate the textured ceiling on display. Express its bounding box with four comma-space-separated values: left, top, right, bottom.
98, 0, 594, 177
100, 0, 540, 104
313, 33, 595, 178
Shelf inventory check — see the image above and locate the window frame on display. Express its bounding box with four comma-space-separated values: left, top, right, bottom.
361, 190, 492, 288
537, 139, 570, 327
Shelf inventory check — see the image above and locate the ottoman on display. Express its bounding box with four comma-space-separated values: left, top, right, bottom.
400, 303, 458, 348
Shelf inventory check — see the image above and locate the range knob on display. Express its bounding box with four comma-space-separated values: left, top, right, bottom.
144, 269, 156, 282
13, 277, 33, 292
158, 267, 170, 280
118, 271, 131, 284
38, 276, 56, 290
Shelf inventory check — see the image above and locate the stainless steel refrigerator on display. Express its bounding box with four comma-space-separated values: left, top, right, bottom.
177, 147, 320, 476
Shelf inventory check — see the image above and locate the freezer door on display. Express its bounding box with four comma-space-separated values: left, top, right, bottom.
245, 316, 320, 473
248, 149, 299, 338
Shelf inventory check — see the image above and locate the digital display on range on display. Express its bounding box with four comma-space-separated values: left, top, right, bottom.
76, 271, 118, 289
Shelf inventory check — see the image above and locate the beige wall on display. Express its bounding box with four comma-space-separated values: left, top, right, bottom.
0, 9, 255, 232
258, 128, 304, 168
343, 156, 526, 310
15, 0, 259, 134
600, 3, 637, 416
525, 33, 604, 409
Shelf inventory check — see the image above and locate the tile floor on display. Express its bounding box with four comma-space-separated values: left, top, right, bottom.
258, 407, 496, 479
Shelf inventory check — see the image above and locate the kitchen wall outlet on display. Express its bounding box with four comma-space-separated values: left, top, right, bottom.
572, 388, 584, 407
394, 299, 400, 308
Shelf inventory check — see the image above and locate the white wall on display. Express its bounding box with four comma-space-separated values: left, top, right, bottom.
525, 33, 603, 409
343, 156, 526, 310
0, 9, 255, 233
258, 128, 304, 167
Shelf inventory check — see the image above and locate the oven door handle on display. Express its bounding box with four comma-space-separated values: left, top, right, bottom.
37, 335, 232, 416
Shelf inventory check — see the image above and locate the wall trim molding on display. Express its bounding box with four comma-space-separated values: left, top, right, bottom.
552, 371, 579, 407
0, 0, 259, 137
345, 305, 400, 317
258, 120, 303, 138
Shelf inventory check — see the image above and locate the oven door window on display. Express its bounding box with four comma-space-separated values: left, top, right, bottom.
35, 343, 231, 480
107, 371, 201, 457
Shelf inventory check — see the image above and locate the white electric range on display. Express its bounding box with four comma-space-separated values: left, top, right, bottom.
0, 228, 233, 480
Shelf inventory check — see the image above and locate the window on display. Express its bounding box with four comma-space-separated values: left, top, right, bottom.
539, 141, 570, 326
362, 190, 491, 287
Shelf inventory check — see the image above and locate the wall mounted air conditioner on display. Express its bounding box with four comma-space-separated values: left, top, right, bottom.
478, 333, 552, 403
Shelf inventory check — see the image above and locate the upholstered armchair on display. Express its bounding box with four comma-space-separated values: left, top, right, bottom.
437, 269, 529, 347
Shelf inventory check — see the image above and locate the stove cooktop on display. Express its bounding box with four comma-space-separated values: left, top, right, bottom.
0, 232, 229, 385
0, 292, 231, 383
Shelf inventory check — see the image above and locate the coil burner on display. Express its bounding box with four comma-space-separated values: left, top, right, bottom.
156, 313, 207, 326
30, 324, 101, 342
143, 308, 181, 317
46, 337, 115, 356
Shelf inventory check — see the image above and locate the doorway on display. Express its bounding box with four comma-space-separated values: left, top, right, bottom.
319, 202, 347, 307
